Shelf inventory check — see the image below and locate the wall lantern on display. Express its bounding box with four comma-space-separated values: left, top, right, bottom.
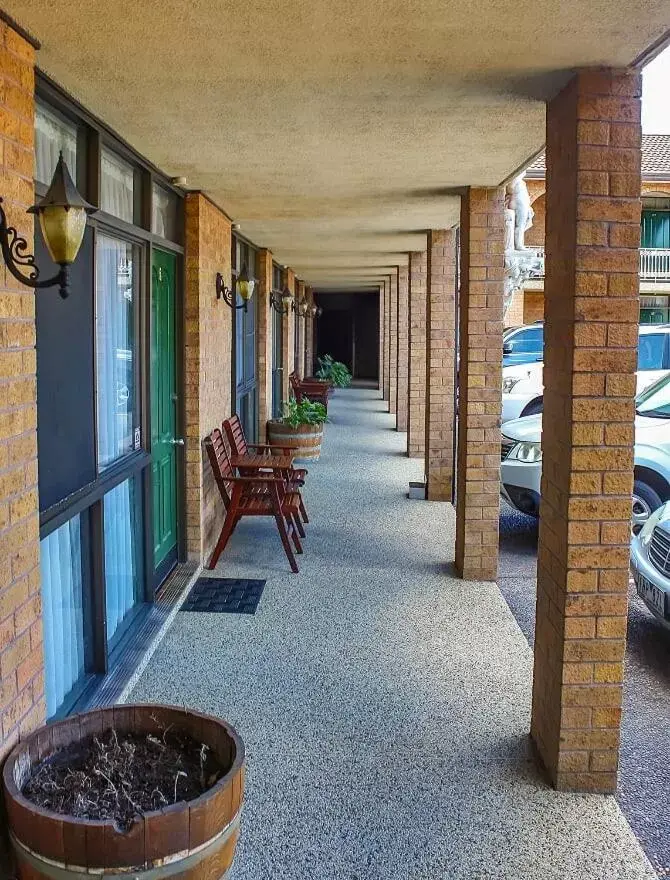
310, 304, 318, 317
270, 285, 293, 315
294, 297, 309, 317
216, 262, 256, 311
0, 153, 96, 299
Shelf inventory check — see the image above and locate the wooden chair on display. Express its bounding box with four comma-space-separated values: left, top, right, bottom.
204, 428, 303, 573
223, 414, 309, 523
289, 372, 330, 410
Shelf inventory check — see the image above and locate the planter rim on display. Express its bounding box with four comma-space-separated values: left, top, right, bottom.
2, 703, 245, 831
267, 419, 324, 428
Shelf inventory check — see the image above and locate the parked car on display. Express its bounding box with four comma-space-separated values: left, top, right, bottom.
631, 501, 670, 628
502, 322, 543, 368
500, 371, 670, 532
501, 324, 670, 423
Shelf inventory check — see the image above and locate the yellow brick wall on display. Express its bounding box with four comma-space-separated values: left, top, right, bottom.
256, 249, 273, 439
184, 193, 232, 562
282, 267, 295, 401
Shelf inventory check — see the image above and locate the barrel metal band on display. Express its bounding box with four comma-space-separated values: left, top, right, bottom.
10, 812, 239, 879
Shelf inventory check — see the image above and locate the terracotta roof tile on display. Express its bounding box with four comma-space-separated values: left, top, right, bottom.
526, 134, 670, 178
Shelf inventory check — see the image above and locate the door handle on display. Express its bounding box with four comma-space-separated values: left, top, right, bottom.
169, 438, 185, 446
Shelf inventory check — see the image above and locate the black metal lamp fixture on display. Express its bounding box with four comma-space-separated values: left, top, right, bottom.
270, 284, 293, 315
216, 262, 256, 311
0, 153, 96, 299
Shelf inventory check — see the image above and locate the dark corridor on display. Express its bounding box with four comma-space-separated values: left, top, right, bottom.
314, 291, 379, 380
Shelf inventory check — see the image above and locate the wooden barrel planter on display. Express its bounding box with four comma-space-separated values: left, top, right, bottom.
2, 704, 244, 879
267, 419, 324, 461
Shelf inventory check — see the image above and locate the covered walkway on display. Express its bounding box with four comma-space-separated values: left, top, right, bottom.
131, 389, 654, 879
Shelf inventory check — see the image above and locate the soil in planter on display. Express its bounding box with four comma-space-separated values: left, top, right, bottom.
22, 727, 225, 830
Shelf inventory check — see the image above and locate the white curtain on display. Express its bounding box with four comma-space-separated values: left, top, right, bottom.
101, 149, 134, 223
40, 517, 84, 718
104, 479, 139, 645
96, 234, 135, 469
35, 104, 77, 186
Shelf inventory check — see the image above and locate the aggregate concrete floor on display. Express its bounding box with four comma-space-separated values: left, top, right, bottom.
130, 388, 656, 879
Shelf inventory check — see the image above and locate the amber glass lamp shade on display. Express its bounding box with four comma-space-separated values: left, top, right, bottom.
236, 263, 255, 302
28, 153, 96, 266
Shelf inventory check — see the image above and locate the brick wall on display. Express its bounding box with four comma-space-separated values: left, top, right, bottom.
425, 230, 456, 500
523, 291, 544, 323
295, 280, 306, 377
530, 68, 642, 793
505, 288, 525, 327
282, 268, 295, 402
0, 23, 42, 767
396, 266, 408, 431
383, 278, 390, 403
455, 188, 505, 581
379, 282, 386, 395
184, 193, 232, 562
388, 273, 398, 415
407, 251, 427, 457
256, 249, 273, 440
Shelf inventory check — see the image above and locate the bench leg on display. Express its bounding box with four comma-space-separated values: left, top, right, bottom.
299, 497, 309, 524
286, 515, 303, 554
293, 511, 306, 539
206, 512, 237, 570
274, 513, 299, 573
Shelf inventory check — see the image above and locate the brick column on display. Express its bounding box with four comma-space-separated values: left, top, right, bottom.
378, 283, 385, 394
455, 190, 505, 580
383, 278, 390, 404
295, 280, 306, 378
407, 251, 427, 457
424, 230, 456, 500
256, 249, 273, 438
0, 23, 44, 785
282, 268, 295, 402
304, 287, 314, 376
530, 68, 642, 793
184, 194, 233, 561
389, 273, 398, 415
396, 266, 409, 431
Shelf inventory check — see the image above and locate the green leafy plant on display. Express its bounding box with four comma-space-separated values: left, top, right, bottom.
315, 354, 352, 388
281, 397, 327, 427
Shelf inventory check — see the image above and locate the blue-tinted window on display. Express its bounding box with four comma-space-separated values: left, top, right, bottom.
638, 333, 666, 371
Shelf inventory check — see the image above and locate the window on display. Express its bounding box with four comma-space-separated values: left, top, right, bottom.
35, 102, 77, 186
511, 327, 543, 353
104, 477, 144, 649
152, 183, 180, 241
101, 148, 135, 223
95, 234, 139, 470
40, 515, 90, 717
637, 333, 666, 371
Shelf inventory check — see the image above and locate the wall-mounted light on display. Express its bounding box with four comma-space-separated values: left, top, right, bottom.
310, 304, 318, 317
294, 297, 309, 317
216, 262, 256, 311
270, 285, 293, 315
0, 153, 96, 299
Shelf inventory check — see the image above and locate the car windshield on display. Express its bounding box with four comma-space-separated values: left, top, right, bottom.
637, 333, 666, 371
636, 372, 670, 418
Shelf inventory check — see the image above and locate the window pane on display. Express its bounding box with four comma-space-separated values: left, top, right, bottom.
513, 327, 543, 353
638, 334, 666, 371
101, 148, 135, 223
152, 183, 179, 240
95, 234, 137, 470
40, 515, 87, 718
104, 477, 143, 648
35, 102, 77, 187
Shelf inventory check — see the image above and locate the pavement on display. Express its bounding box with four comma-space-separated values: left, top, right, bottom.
499, 504, 670, 879
130, 388, 656, 879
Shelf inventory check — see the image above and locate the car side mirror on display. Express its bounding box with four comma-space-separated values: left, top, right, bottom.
502, 341, 513, 354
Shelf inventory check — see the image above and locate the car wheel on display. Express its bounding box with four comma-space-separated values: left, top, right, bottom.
520, 396, 544, 417
632, 480, 663, 535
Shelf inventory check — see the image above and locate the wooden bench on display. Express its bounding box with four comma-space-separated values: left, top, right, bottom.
289, 371, 331, 409
204, 428, 303, 573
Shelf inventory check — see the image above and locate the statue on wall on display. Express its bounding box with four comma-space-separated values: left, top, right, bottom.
504, 174, 543, 315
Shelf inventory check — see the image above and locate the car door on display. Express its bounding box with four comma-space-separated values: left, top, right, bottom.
503, 326, 544, 367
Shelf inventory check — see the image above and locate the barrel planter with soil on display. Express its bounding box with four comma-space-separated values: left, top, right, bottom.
2, 704, 244, 879
267, 419, 324, 461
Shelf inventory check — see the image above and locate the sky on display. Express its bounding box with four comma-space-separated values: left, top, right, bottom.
642, 46, 670, 133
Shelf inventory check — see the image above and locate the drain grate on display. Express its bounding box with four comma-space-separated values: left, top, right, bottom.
181, 577, 266, 614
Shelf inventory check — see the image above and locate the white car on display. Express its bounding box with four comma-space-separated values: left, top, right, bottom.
500, 371, 670, 531
501, 325, 670, 423
631, 501, 670, 628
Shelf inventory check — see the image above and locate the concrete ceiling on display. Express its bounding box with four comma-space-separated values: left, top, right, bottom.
8, 0, 669, 287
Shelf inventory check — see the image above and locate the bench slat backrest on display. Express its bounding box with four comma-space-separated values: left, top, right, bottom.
204, 428, 234, 508
224, 414, 248, 457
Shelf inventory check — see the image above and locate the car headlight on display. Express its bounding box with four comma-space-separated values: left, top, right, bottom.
502, 376, 522, 394
639, 501, 670, 547
509, 441, 542, 463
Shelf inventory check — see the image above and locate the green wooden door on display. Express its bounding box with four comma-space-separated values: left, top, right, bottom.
151, 250, 178, 578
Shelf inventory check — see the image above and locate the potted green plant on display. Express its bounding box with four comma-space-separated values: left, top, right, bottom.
315, 354, 352, 388
267, 397, 327, 461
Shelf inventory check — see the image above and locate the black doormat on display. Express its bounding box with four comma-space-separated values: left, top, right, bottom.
181, 577, 266, 614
